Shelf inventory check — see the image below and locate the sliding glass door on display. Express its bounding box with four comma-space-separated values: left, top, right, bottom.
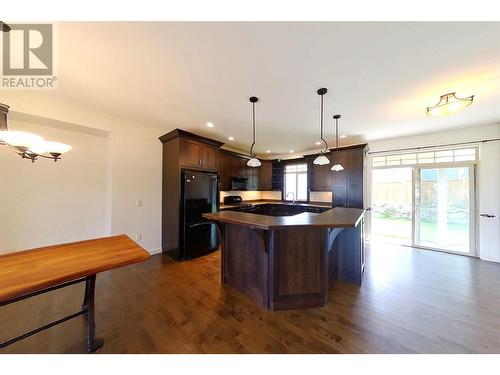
370, 148, 478, 256
414, 166, 475, 254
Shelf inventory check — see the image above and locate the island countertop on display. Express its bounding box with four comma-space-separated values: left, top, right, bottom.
203, 207, 364, 230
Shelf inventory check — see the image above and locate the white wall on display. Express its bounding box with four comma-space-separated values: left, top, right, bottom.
0, 92, 165, 255
367, 122, 500, 262
0, 120, 109, 253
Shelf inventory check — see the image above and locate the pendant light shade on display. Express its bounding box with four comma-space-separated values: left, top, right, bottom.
427, 92, 474, 117
313, 88, 330, 166
247, 96, 261, 168
331, 163, 344, 171
247, 157, 261, 167
314, 154, 330, 165
331, 114, 344, 171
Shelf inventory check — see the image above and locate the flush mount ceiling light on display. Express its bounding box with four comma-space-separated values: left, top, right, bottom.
206, 122, 214, 128
0, 103, 72, 162
313, 88, 330, 166
427, 92, 474, 117
331, 114, 344, 172
246, 96, 261, 168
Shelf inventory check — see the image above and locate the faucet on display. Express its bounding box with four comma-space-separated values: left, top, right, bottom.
286, 192, 296, 204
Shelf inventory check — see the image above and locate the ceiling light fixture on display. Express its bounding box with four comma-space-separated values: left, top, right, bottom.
315, 141, 322, 145
266, 150, 271, 153
289, 150, 294, 153
246, 96, 261, 168
206, 122, 214, 128
0, 103, 72, 162
313, 88, 330, 165
331, 114, 344, 172
228, 136, 234, 141
427, 92, 474, 117
340, 134, 347, 138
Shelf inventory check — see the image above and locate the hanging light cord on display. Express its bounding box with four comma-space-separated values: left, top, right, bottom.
335, 116, 339, 150
319, 92, 328, 153
250, 100, 256, 157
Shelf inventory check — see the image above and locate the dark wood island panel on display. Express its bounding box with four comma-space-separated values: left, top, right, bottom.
205, 208, 364, 310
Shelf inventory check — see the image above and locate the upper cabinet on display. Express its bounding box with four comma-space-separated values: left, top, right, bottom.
307, 154, 334, 192
159, 129, 224, 172
258, 160, 273, 191
180, 138, 220, 171
219, 150, 261, 191
331, 144, 367, 209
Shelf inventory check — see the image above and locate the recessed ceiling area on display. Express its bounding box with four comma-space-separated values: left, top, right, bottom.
46, 22, 500, 156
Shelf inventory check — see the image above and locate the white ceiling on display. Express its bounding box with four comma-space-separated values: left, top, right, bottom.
48, 22, 500, 156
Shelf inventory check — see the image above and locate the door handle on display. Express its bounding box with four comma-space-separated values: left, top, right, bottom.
480, 214, 496, 218
188, 221, 213, 228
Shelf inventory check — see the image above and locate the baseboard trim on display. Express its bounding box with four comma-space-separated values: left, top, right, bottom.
149, 248, 162, 256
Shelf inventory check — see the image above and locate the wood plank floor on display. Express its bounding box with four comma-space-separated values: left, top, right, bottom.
1, 242, 500, 354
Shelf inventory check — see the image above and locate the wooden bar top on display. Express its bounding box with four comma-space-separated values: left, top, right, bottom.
0, 235, 150, 303
204, 207, 364, 230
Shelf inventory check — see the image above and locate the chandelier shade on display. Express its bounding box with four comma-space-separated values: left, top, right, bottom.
0, 131, 44, 150
0, 103, 72, 162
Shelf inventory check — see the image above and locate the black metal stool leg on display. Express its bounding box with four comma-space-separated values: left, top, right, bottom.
84, 275, 103, 353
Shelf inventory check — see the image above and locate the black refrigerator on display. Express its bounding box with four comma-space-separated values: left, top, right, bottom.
179, 170, 219, 259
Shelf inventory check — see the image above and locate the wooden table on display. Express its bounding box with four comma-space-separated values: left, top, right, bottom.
0, 235, 150, 352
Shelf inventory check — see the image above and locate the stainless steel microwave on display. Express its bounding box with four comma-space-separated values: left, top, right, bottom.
230, 177, 247, 191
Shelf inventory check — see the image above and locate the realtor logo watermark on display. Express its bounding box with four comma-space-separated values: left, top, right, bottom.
1, 23, 57, 89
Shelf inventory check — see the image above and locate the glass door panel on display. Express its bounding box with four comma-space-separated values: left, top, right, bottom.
371, 168, 413, 245
415, 166, 472, 254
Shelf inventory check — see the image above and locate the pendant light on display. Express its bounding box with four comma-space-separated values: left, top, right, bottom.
331, 114, 344, 171
247, 96, 261, 167
313, 88, 330, 165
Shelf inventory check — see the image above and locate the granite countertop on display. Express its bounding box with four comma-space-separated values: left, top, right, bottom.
204, 207, 364, 230
219, 200, 332, 211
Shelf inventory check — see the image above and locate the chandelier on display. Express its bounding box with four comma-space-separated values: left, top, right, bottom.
0, 103, 72, 162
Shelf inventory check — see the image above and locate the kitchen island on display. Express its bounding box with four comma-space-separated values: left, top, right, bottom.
203, 207, 365, 310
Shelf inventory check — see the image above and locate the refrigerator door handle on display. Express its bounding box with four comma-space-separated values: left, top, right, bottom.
188, 221, 214, 228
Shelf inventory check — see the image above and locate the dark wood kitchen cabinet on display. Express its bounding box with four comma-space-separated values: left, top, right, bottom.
331, 144, 367, 209
246, 165, 259, 191
330, 144, 367, 284
219, 150, 260, 191
258, 160, 273, 191
180, 137, 220, 171
219, 150, 236, 191
307, 154, 334, 191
